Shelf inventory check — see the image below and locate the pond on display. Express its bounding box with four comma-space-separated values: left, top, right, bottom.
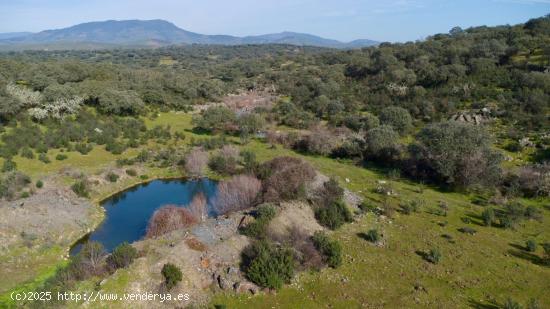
70, 178, 218, 255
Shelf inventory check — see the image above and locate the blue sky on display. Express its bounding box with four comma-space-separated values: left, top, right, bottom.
0, 0, 548, 42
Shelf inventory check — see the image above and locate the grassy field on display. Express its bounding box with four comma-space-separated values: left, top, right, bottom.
2, 112, 549, 308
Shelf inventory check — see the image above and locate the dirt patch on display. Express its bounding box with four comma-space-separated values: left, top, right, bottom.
0, 178, 101, 292
268, 201, 324, 240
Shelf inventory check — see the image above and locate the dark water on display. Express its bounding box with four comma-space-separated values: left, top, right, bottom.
70, 178, 217, 255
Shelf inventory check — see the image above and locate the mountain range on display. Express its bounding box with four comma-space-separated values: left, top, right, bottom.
0, 19, 378, 50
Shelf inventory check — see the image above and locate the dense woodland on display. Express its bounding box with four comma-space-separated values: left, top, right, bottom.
0, 15, 549, 199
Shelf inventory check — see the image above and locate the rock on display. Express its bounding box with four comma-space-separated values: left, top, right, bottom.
234, 281, 259, 294
217, 274, 232, 290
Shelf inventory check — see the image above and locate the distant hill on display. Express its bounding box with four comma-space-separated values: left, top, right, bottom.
0, 19, 378, 50
0, 32, 32, 40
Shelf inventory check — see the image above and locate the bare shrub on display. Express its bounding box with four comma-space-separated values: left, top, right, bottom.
294, 126, 339, 156
184, 148, 208, 177
261, 157, 316, 202
78, 241, 106, 277
219, 145, 240, 160
214, 175, 261, 215
517, 164, 550, 198
188, 192, 207, 222
146, 205, 198, 238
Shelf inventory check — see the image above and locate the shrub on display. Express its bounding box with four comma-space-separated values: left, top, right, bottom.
240, 150, 260, 174
240, 204, 277, 239
146, 205, 198, 238
293, 127, 338, 156
242, 240, 295, 290
55, 154, 68, 161
20, 191, 30, 198
261, 157, 316, 202
426, 248, 442, 264
411, 121, 502, 188
312, 231, 342, 268
77, 241, 106, 276
188, 193, 207, 222
106, 172, 119, 183
503, 298, 522, 309
214, 175, 261, 215
526, 240, 537, 252
524, 205, 543, 222
75, 143, 93, 155
458, 227, 477, 235
314, 178, 344, 209
161, 263, 183, 290
106, 242, 138, 270
36, 180, 44, 188
315, 200, 353, 230
125, 169, 137, 177
365, 125, 401, 163
0, 172, 31, 200
379, 106, 413, 135
501, 202, 526, 229
71, 180, 90, 198
208, 154, 238, 175
38, 153, 51, 164
184, 148, 208, 177
21, 147, 35, 159
542, 243, 550, 265
1, 159, 16, 172
482, 208, 496, 226
192, 106, 237, 132
140, 174, 149, 180
364, 229, 380, 243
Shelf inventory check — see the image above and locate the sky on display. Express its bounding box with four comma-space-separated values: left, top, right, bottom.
0, 0, 548, 42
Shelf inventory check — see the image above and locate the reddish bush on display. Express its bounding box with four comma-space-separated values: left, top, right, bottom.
184, 148, 208, 177
214, 175, 261, 215
188, 192, 207, 222
261, 157, 316, 202
146, 205, 198, 238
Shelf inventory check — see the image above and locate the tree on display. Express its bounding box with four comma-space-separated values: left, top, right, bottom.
365, 125, 401, 162
411, 121, 502, 188
146, 205, 198, 238
192, 106, 236, 132
379, 106, 413, 135
106, 242, 138, 270
261, 157, 316, 202
161, 263, 183, 290
188, 192, 207, 222
96, 89, 144, 116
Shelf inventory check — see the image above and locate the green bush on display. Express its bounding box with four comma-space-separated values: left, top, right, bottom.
379, 106, 413, 135
55, 154, 68, 161
426, 248, 442, 264
36, 180, 44, 188
241, 204, 277, 239
38, 153, 51, 164
161, 263, 183, 290
20, 147, 35, 159
106, 242, 138, 270
1, 159, 16, 172
208, 154, 237, 175
140, 175, 149, 180
106, 172, 119, 183
315, 200, 353, 230
20, 191, 30, 198
312, 231, 342, 268
71, 180, 90, 198
364, 229, 380, 243
75, 143, 93, 155
125, 169, 137, 177
243, 240, 295, 290
482, 208, 496, 226
526, 240, 537, 252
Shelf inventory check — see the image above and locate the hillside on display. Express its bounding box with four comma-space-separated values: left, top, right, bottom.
0, 19, 378, 50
